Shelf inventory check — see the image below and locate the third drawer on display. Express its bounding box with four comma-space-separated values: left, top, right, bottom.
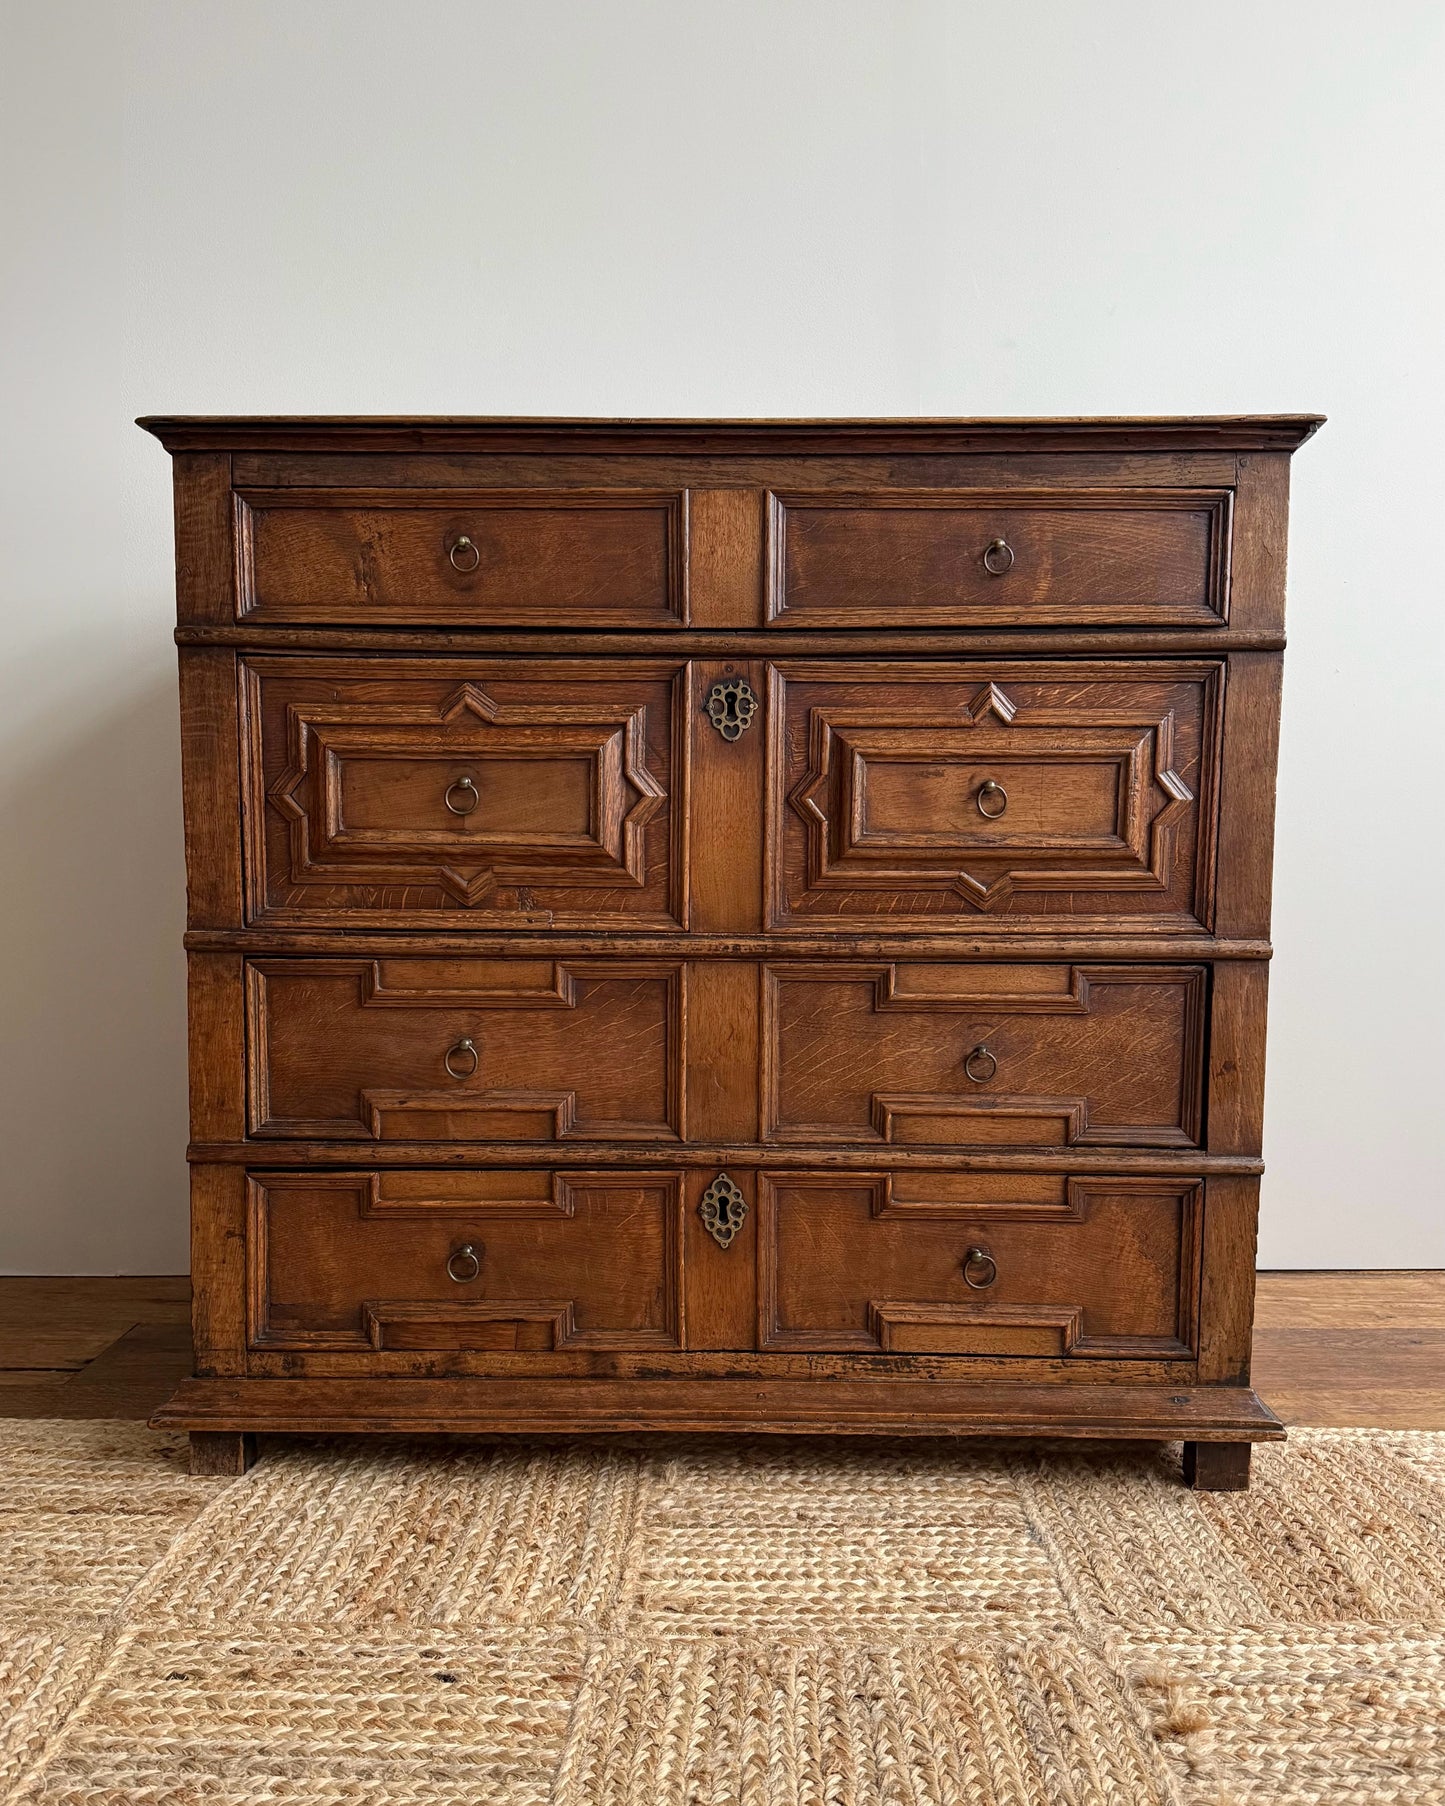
246, 956, 1205, 1150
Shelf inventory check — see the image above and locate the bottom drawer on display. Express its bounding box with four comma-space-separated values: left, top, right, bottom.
248, 1164, 1202, 1364
759, 1171, 1202, 1359
251, 1168, 684, 1352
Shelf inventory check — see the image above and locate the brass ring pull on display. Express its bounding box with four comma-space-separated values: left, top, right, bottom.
448, 534, 481, 573
962, 1247, 998, 1290
444, 1037, 478, 1080
963, 1044, 997, 1084
976, 779, 1008, 819
982, 537, 1014, 575
446, 1243, 482, 1284
444, 776, 480, 816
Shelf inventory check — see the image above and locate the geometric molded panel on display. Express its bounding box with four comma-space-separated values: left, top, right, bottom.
769, 660, 1223, 933
244, 655, 685, 929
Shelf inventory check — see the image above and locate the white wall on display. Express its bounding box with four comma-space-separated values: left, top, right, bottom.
2, 0, 1442, 1271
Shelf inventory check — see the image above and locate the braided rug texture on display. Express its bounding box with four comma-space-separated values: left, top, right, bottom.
1, 1421, 1442, 1804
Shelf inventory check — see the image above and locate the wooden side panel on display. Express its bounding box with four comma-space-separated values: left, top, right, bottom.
1213, 652, 1284, 940
187, 952, 246, 1142
171, 452, 234, 627
1207, 960, 1270, 1157
191, 1165, 248, 1377
1228, 453, 1292, 640
177, 648, 244, 927
1197, 1176, 1260, 1385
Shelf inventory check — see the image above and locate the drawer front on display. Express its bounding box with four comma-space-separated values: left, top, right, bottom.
245, 656, 684, 928
759, 1171, 1201, 1358
249, 957, 683, 1142
251, 1168, 683, 1352
768, 489, 1230, 627
765, 963, 1204, 1148
237, 488, 686, 626
771, 660, 1222, 932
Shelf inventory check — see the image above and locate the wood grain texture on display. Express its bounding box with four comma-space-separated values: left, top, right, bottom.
143, 416, 1322, 1482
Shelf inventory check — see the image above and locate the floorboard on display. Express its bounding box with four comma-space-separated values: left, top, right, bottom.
0, 1272, 1440, 1427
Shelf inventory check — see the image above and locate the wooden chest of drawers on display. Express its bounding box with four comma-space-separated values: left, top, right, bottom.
141, 414, 1321, 1487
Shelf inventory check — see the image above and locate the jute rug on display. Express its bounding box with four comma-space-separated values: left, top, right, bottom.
1, 1421, 1442, 1804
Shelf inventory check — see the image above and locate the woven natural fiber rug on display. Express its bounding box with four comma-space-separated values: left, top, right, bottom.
1, 1421, 1442, 1804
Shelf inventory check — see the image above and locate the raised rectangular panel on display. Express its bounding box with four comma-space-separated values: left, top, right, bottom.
767, 489, 1230, 627
237, 487, 688, 626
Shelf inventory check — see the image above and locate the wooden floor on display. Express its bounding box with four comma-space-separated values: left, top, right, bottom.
0, 1273, 1441, 1426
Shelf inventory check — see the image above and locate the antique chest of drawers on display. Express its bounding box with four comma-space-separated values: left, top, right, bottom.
141, 414, 1321, 1487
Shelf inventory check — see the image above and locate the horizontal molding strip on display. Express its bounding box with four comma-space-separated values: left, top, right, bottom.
188, 1141, 1264, 1175
176, 625, 1288, 654
186, 930, 1272, 960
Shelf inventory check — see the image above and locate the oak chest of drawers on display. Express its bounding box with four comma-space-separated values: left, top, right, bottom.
141, 414, 1321, 1487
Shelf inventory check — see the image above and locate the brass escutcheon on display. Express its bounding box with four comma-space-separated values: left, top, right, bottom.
699, 1172, 749, 1248
705, 677, 758, 741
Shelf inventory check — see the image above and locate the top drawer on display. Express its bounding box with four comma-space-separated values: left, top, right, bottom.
235, 488, 687, 627
767, 489, 1232, 628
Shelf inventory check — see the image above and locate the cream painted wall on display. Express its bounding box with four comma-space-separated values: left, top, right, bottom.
2, 0, 1442, 1271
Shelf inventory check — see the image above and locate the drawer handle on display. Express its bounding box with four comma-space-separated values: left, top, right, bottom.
448, 534, 481, 573
963, 1044, 997, 1084
446, 1243, 482, 1284
962, 1247, 997, 1289
444, 775, 480, 816
982, 537, 1014, 575
444, 1037, 479, 1080
976, 779, 1008, 818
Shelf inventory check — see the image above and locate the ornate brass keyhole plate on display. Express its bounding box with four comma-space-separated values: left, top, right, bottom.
699, 1172, 749, 1248
705, 678, 758, 741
